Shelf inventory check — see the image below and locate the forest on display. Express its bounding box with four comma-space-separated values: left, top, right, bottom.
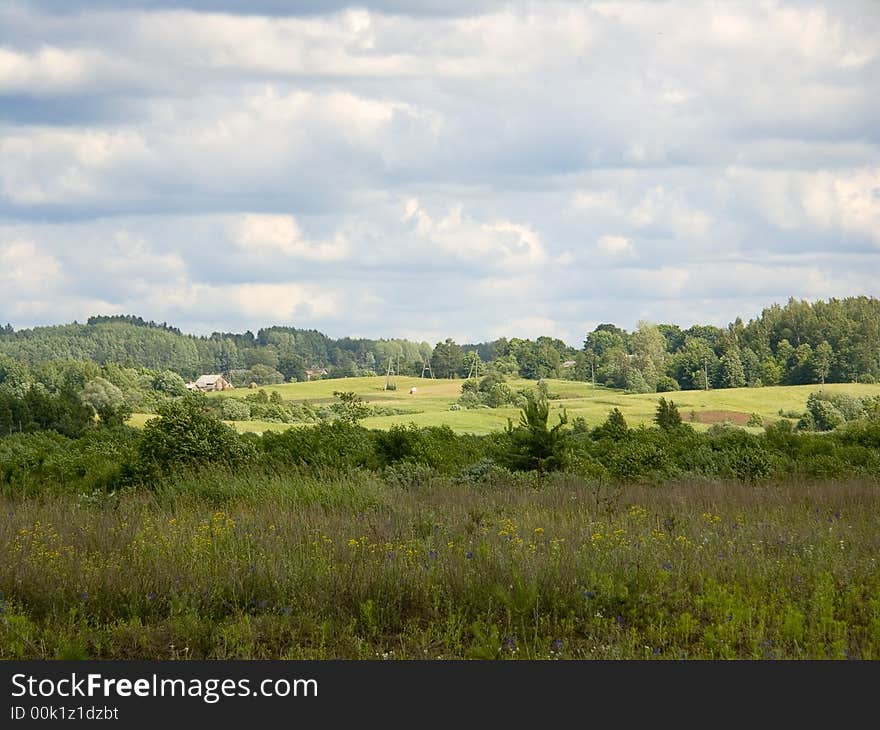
1, 296, 878, 389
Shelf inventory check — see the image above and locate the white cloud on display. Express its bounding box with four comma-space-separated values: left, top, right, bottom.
233, 214, 348, 262
0, 239, 61, 290
630, 186, 713, 241
597, 234, 633, 257
402, 198, 545, 270
725, 166, 880, 244
0, 1, 878, 339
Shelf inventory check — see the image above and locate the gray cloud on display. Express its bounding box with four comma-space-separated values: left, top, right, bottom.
1, 0, 879, 344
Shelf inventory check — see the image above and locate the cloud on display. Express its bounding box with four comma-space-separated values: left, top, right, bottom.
0, 0, 878, 343
723, 166, 880, 245
233, 214, 348, 261
597, 234, 633, 257
402, 198, 545, 270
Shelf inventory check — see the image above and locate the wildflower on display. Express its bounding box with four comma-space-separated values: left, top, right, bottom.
534, 527, 544, 535
551, 639, 563, 653
147, 592, 156, 601
652, 647, 661, 656
503, 636, 517, 652
661, 561, 673, 571
258, 599, 268, 609
582, 590, 596, 599
465, 551, 474, 560
428, 549, 438, 560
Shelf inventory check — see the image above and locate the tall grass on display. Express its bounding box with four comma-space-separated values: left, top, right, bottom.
2, 473, 879, 659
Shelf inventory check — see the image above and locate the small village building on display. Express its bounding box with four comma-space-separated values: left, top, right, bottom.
304, 368, 328, 381
185, 374, 234, 392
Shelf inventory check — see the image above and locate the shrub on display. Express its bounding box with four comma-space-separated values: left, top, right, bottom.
383, 460, 438, 490
219, 398, 251, 421
806, 393, 848, 431
151, 370, 187, 396
746, 413, 764, 427
655, 375, 680, 392
331, 391, 371, 425
654, 397, 682, 431
592, 408, 628, 440
501, 391, 568, 473
134, 395, 256, 480
260, 421, 375, 471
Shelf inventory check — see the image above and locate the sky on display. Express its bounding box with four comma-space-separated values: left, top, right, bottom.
0, 0, 878, 346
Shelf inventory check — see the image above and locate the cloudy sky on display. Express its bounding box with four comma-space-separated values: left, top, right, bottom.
1, 0, 878, 345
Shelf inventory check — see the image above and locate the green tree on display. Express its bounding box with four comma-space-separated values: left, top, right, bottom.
431, 339, 466, 379
137, 395, 255, 476
631, 321, 667, 391
503, 390, 568, 473
81, 377, 131, 426
331, 391, 372, 425
0, 353, 31, 396
593, 408, 628, 440
654, 397, 682, 430
247, 363, 285, 385
812, 341, 833, 384
719, 348, 746, 389
152, 369, 187, 396
219, 398, 251, 421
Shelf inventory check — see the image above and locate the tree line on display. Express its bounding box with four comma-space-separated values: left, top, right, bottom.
1, 296, 878, 389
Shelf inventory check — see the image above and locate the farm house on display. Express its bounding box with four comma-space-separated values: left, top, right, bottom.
185, 374, 234, 392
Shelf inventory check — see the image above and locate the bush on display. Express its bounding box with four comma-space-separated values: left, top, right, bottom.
746, 413, 764, 427
331, 391, 371, 425
654, 397, 682, 431
457, 391, 486, 409
383, 460, 438, 490
151, 370, 187, 396
501, 391, 568, 473
592, 408, 628, 440
806, 392, 853, 431
219, 398, 251, 421
260, 421, 376, 471
655, 375, 680, 393
133, 395, 256, 480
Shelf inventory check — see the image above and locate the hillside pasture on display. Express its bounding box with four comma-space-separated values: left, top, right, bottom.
128, 378, 880, 434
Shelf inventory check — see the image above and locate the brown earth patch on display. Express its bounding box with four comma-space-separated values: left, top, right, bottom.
687, 410, 752, 425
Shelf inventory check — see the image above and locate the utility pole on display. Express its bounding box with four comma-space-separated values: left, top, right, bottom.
384, 356, 394, 390
467, 351, 481, 380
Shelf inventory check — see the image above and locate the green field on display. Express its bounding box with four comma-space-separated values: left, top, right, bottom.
130, 378, 880, 434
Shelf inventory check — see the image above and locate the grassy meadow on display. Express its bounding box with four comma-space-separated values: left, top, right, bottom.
6, 378, 880, 660
128, 377, 880, 435
2, 473, 879, 660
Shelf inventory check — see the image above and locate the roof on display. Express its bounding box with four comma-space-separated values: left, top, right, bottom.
195, 374, 224, 387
